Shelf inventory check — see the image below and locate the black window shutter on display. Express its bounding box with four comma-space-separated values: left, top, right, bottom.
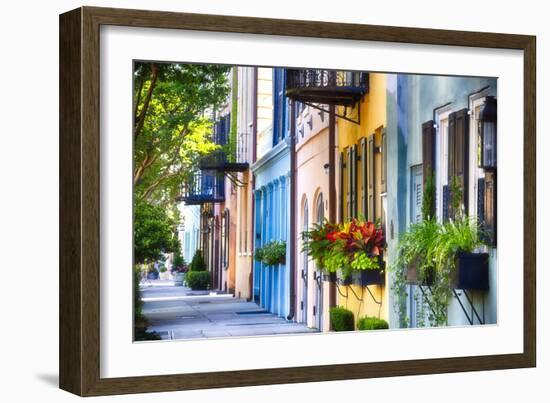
360, 138, 367, 219
367, 134, 375, 221
381, 128, 387, 194
422, 120, 435, 188
346, 147, 351, 220
484, 171, 497, 246
339, 152, 344, 223
454, 108, 470, 214
351, 144, 358, 218
442, 184, 450, 222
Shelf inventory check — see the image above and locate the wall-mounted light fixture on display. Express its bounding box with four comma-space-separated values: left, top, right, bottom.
478, 96, 497, 170
323, 163, 330, 175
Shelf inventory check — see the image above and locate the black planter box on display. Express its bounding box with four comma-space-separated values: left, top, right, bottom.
351, 267, 385, 286
339, 273, 353, 286
452, 252, 489, 291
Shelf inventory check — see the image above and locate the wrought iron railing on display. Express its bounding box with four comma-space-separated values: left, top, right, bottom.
178, 170, 225, 205
285, 69, 369, 105
200, 114, 249, 171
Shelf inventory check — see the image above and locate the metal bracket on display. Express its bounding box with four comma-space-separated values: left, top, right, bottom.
301, 101, 361, 125
452, 289, 485, 325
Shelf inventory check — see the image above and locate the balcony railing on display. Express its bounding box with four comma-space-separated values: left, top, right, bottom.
199, 113, 249, 172
285, 69, 369, 105
177, 170, 225, 205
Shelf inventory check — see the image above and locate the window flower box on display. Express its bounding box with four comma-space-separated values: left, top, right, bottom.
452, 252, 489, 291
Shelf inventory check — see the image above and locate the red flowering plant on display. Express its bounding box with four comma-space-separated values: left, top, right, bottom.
303, 218, 385, 276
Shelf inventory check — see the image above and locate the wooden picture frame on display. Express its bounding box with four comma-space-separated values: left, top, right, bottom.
59, 6, 536, 396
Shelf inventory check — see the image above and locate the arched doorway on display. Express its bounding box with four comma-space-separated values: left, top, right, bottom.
314, 193, 324, 330
300, 198, 309, 324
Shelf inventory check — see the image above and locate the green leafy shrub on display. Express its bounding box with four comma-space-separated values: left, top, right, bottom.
357, 316, 389, 331
254, 246, 265, 263
185, 271, 211, 290
189, 250, 206, 272
329, 307, 355, 331
133, 266, 161, 341
133, 198, 177, 264
254, 241, 286, 266
158, 265, 167, 273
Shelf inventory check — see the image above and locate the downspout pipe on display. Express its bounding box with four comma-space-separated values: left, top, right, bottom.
328, 104, 337, 311
287, 99, 297, 321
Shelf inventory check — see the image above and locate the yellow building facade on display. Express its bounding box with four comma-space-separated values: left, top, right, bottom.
335, 73, 389, 325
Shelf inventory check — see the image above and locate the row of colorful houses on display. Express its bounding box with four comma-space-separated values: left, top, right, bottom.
178, 66, 498, 329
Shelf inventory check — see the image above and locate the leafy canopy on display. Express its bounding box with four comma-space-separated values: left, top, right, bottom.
134, 198, 177, 264
133, 62, 230, 205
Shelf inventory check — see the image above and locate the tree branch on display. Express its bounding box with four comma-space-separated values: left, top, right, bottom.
134, 63, 159, 141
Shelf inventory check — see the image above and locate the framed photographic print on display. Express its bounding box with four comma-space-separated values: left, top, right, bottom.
59, 6, 536, 396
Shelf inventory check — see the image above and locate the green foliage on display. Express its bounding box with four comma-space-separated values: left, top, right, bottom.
189, 250, 206, 272
302, 220, 340, 269
329, 307, 355, 331
133, 62, 230, 205
185, 271, 211, 290
159, 265, 167, 273
254, 246, 265, 263
254, 241, 287, 266
450, 175, 464, 219
172, 240, 187, 272
422, 173, 436, 221
133, 266, 161, 341
350, 250, 380, 271
390, 215, 486, 327
134, 198, 177, 264
303, 219, 384, 276
357, 316, 389, 331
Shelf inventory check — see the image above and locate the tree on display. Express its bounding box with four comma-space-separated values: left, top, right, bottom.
133, 62, 230, 205
133, 198, 177, 264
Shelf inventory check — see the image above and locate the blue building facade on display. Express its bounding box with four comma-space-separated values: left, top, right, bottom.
251, 68, 292, 317
386, 74, 498, 328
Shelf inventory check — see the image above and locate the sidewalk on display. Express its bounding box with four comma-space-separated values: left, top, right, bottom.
140, 280, 318, 340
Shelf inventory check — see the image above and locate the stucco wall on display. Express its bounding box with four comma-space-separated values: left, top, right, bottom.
386, 73, 498, 327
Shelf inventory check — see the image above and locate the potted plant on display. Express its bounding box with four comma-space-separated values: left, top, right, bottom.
172, 251, 188, 286
435, 218, 489, 291
323, 218, 386, 287
303, 219, 385, 286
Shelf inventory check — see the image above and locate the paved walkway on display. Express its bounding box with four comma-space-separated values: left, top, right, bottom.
140, 280, 318, 340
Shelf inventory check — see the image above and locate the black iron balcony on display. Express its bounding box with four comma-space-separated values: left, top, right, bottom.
199, 113, 249, 172
177, 170, 225, 205
285, 69, 369, 106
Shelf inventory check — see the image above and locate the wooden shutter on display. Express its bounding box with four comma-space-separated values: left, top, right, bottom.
367, 134, 375, 221
422, 120, 435, 188
381, 128, 387, 194
351, 144, 358, 218
442, 185, 451, 222
339, 152, 344, 223
484, 171, 497, 246
360, 138, 367, 219
448, 109, 469, 216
